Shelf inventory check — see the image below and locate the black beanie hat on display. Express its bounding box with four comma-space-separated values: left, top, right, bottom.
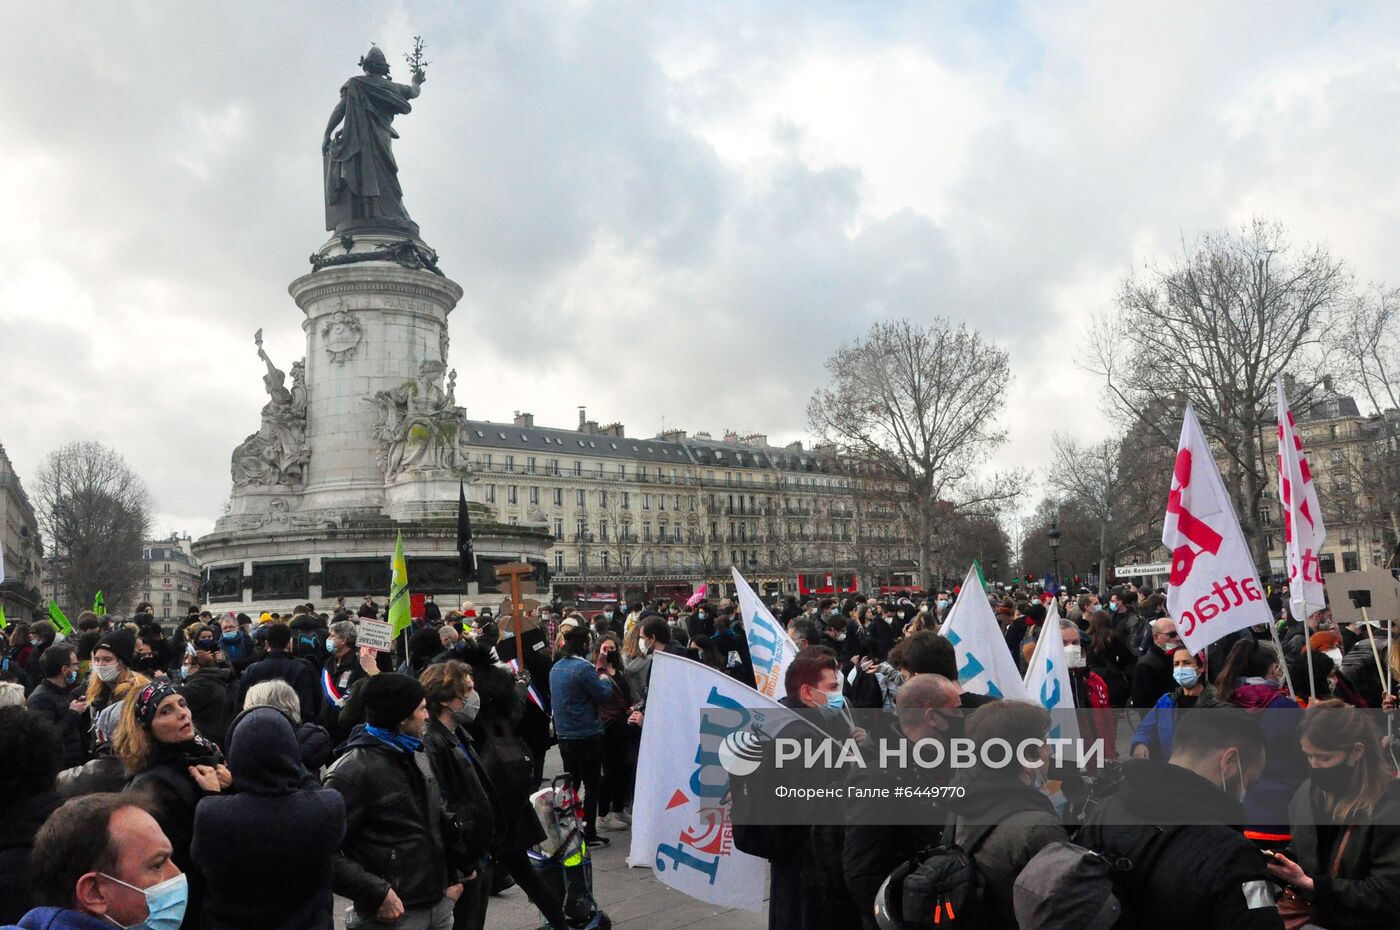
410, 627, 441, 661
362, 673, 426, 729
95, 628, 136, 667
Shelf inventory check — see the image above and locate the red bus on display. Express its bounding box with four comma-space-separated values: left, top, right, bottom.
797, 572, 859, 596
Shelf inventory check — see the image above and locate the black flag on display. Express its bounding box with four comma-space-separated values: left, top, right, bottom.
457, 481, 477, 583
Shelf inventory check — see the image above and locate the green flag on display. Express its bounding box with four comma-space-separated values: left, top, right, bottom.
93, 590, 105, 616
0, 605, 8, 630
973, 559, 988, 588
388, 530, 412, 638
48, 600, 73, 636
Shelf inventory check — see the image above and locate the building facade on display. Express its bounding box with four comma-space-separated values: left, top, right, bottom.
460, 410, 918, 602
0, 443, 42, 621
140, 534, 202, 622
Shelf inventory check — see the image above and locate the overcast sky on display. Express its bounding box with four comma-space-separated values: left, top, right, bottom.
5, 1, 1400, 539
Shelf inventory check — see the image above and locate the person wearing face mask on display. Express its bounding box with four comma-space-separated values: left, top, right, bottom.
1267, 699, 1400, 930
87, 630, 137, 720
114, 682, 230, 929
176, 652, 234, 754
26, 645, 89, 770
11, 794, 186, 930
820, 615, 856, 665
320, 620, 367, 745
417, 661, 497, 930
190, 707, 345, 930
1079, 708, 1281, 930
1214, 638, 1308, 844
23, 621, 62, 694
213, 619, 256, 675
1131, 648, 1220, 759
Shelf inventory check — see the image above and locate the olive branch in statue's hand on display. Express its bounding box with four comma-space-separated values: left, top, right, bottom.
404, 36, 429, 82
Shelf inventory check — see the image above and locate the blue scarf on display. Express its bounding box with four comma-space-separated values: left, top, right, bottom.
364, 724, 423, 753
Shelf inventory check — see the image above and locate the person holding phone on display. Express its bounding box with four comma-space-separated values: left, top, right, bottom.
1268, 699, 1400, 929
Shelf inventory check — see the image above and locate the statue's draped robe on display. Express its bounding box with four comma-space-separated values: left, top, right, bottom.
324, 75, 415, 232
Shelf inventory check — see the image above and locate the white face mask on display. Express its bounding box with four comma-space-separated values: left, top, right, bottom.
95, 664, 121, 683
1063, 643, 1085, 668
1325, 648, 1344, 666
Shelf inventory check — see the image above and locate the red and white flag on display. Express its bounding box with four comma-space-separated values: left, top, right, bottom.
1277, 379, 1327, 621
1162, 404, 1273, 654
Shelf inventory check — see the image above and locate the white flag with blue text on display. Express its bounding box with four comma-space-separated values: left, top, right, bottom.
732, 567, 799, 700
940, 565, 1027, 701
1022, 598, 1080, 741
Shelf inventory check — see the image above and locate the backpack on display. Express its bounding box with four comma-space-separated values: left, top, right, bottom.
1013, 826, 1183, 930
873, 812, 995, 930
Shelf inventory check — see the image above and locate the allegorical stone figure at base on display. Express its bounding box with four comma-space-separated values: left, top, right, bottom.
322, 44, 426, 236
231, 329, 310, 488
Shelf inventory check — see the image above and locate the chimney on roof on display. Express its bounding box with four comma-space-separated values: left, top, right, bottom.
723, 431, 740, 444
514, 412, 534, 427
660, 429, 688, 443
1323, 375, 1335, 393
785, 440, 804, 452
601, 422, 625, 438
1284, 374, 1297, 398
741, 433, 768, 448
578, 406, 587, 429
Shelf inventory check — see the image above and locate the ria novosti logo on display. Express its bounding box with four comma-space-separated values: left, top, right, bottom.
717, 729, 765, 777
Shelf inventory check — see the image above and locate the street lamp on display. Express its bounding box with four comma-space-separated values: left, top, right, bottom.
989, 558, 999, 585
1047, 522, 1062, 588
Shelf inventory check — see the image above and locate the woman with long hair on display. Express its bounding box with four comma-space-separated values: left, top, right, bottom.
1267, 699, 1400, 929
87, 628, 139, 716
1084, 608, 1135, 705
1214, 638, 1308, 842
116, 680, 230, 928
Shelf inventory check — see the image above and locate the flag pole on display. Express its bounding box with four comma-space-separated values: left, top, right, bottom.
1268, 611, 1297, 700
1301, 607, 1316, 703
1362, 605, 1387, 693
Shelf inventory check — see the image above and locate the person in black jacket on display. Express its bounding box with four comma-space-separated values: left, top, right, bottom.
114, 680, 230, 929
455, 643, 568, 930
321, 621, 367, 745
25, 645, 88, 769
323, 674, 465, 930
1078, 707, 1283, 930
178, 651, 234, 751
1131, 617, 1181, 708
236, 622, 318, 723
192, 707, 345, 930
0, 706, 65, 924
243, 679, 335, 773
423, 594, 442, 626
419, 661, 494, 930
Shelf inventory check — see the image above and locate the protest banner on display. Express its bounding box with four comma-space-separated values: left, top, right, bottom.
941, 564, 1028, 701
1022, 598, 1080, 742
1162, 404, 1272, 654
628, 651, 788, 911
357, 617, 394, 653
732, 567, 798, 699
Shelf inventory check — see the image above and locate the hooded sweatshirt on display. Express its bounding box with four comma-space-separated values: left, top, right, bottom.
191, 708, 345, 930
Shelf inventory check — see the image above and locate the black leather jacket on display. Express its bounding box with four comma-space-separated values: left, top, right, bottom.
421, 717, 498, 868
323, 728, 461, 913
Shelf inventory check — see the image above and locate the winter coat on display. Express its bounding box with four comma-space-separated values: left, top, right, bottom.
422, 716, 498, 869
323, 728, 459, 914
128, 736, 226, 928
1226, 679, 1308, 833
952, 775, 1068, 929
0, 791, 63, 924
181, 667, 234, 749
456, 643, 546, 855
192, 708, 345, 930
1078, 759, 1283, 930
1131, 683, 1221, 760
1131, 642, 1175, 709
215, 629, 258, 672
319, 652, 366, 744
296, 721, 334, 773
26, 680, 88, 769
236, 650, 318, 723
1286, 778, 1400, 929
5, 908, 117, 930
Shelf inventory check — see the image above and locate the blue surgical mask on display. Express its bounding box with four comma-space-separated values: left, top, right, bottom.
221, 631, 239, 642
936, 600, 949, 611
99, 871, 188, 930
820, 690, 846, 714
1173, 667, 1200, 688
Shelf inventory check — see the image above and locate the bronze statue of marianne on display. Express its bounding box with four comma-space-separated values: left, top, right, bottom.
322, 44, 426, 237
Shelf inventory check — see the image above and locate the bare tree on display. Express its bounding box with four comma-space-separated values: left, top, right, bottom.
33, 441, 152, 617
1086, 219, 1349, 571
1330, 286, 1400, 540
1045, 433, 1171, 590
809, 318, 1022, 590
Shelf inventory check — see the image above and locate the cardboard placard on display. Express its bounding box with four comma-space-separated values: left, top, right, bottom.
1324, 568, 1400, 625
357, 617, 394, 653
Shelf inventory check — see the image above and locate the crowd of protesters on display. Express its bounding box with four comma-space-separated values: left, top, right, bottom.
0, 578, 1394, 929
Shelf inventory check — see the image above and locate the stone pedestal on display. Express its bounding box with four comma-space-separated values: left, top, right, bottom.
291, 241, 463, 514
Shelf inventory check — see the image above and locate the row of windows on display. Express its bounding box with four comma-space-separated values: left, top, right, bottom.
473, 453, 854, 491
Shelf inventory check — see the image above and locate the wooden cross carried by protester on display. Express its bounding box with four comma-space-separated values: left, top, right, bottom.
495, 562, 539, 669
